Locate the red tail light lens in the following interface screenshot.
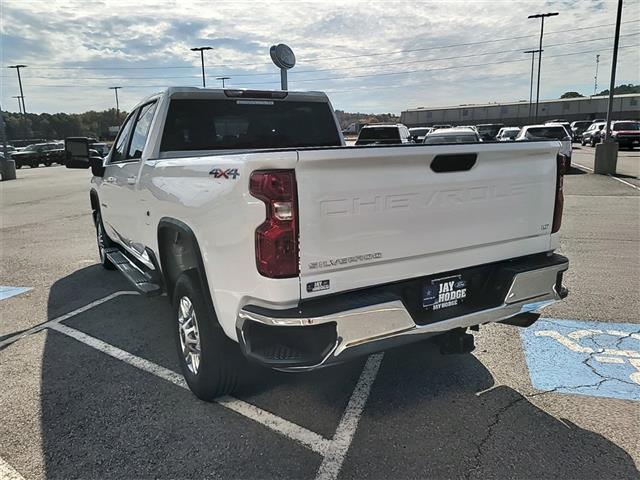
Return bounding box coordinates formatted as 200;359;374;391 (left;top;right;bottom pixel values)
250;170;299;278
552;153;570;233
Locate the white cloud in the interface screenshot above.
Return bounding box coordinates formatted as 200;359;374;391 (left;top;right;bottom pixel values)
1;0;638;114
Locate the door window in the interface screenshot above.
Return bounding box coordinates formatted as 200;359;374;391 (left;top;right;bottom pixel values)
110;113;137;163
127;102;158;159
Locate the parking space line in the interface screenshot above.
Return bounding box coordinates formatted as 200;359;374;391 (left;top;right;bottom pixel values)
608;174;640;191
49;322;331;455
0;456;26;480
0;291;139;349
315;353;384;480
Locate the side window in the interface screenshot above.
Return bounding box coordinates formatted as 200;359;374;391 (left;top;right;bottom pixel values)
110;113;137;163
127;101;158;159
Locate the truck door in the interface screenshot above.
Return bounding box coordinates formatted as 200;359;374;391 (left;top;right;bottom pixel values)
100;101;157;257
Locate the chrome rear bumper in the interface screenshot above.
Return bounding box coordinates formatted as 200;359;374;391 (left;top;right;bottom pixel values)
237;254;568;371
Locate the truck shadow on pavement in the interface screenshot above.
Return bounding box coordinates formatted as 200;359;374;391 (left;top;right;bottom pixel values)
38;267;639;479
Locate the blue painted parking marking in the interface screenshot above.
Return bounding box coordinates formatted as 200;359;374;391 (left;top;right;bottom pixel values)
521;318;640;401
0;286;32;301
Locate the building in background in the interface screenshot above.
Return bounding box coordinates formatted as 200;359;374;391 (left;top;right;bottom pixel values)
400;93;639;127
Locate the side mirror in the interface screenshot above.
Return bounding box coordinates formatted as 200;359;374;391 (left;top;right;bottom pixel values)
89;156;105;177
65;137;90;169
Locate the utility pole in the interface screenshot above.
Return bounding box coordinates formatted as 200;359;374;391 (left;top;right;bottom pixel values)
594;0;623;175
524;49;542;122
593;54;600;96
109;87;121;123
12;96;23;114
191;47;213;87
527;12;558;120
604;0;623;142
8;65;27;114
216;76;230;88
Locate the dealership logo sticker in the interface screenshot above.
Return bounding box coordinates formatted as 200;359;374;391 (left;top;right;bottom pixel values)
521;318;640;401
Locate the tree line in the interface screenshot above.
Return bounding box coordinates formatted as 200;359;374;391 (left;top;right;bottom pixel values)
1;109;126;141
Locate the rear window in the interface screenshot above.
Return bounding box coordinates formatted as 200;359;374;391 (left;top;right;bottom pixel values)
525;127;568;140
424;134;479;144
160;99;341;151
358;127;400;141
613;122;639;131
409;128;429;136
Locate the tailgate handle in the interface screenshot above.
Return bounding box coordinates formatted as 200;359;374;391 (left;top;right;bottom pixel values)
430;153;477;173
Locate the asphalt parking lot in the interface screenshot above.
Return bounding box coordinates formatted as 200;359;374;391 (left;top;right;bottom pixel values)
1;151;639;479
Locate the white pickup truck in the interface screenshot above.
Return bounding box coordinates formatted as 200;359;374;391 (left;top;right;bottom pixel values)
65;87;569;401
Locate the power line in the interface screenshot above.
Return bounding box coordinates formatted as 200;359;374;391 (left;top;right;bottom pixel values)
11;43;637;90
8;18;638;71
3;31;637;82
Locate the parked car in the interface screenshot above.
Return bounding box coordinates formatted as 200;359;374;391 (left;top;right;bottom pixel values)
11;142;65;168
570;121;594;141
355;124;412;145
610;120;640;149
545;120;572;136
90;142;110;157
581;122;606;147
516;124;572;159
476;123;504;141
496;127;521;141
423;127;482;144
64;87;569;400
408;127;432;144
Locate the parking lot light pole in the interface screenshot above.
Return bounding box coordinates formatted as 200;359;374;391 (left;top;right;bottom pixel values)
216;76;230;88
8;65;27;114
527;12;558;120
109;87;121;123
191;47;213;87
12;96;23;114
524;49;542;122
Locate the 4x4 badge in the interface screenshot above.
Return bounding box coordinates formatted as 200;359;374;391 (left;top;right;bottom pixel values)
210;168;240;179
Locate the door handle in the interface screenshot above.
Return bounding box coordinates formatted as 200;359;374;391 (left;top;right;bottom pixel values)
127;176;136;185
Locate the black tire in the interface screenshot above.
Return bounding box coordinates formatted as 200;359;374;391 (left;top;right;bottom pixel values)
44;162;52;167
95;210;116;270
173;272;246;400
15;163;22;169
590;137;597;147
31;162;39;168
580;138;586;146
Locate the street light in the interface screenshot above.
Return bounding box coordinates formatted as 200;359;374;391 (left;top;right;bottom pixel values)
8;65;27;114
191;46;213;87
216;76;230;88
524;49;542;122
12;96;23;114
109;87;122;123
527;12;558;120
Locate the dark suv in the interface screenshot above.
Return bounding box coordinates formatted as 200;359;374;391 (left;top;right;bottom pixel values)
11;142;65;168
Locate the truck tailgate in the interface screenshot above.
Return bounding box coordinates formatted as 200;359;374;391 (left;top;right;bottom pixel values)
296;142;559;299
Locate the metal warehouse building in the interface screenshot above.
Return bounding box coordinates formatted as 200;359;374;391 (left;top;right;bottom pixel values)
400;93;640;127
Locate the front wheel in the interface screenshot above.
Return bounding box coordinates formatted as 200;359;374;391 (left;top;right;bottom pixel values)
581;138;586;146
590;137;597;147
173;272;246;400
95;210;116;270
44;162;52;167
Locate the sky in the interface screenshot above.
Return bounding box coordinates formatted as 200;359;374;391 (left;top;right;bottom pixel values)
1;0;639;115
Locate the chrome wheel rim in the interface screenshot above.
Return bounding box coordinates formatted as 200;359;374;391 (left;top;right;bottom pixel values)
178;296;201;375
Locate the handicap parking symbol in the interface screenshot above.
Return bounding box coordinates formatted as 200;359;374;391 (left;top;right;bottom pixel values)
521;318;640;401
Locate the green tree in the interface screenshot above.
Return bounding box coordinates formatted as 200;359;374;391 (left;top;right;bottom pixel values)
560;91;584;99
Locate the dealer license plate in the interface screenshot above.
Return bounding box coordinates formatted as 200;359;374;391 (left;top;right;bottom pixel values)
422;275;468;311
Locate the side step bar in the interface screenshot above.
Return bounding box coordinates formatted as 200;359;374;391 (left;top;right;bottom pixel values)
105;248;162;296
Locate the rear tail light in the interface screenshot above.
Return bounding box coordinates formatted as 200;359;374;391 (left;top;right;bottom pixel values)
250;170;299;278
552;153;570;233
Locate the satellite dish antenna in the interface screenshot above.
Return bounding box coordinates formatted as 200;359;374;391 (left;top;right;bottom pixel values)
270;43;295;90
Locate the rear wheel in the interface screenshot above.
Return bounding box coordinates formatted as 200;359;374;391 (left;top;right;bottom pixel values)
173;272;246;400
44;162;52;167
95;210;116;270
590;137;597;147
580;138;586;146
